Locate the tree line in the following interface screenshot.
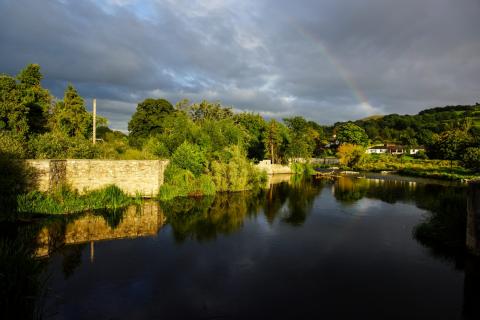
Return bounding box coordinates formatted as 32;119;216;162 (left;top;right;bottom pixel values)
1;63;479;172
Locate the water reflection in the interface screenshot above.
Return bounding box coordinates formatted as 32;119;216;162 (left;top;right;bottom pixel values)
13;175;480;319
36;201;165;257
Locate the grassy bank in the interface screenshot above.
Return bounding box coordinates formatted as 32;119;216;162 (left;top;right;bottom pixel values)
355;155;479;181
17;185;139;215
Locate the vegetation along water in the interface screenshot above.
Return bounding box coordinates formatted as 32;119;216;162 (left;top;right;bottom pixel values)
1;64;480;319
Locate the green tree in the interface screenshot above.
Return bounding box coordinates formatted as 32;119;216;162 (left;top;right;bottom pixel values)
0;64;51;136
263;119;290;164
171;141;207;176
16;64;51;134
50;84;91;138
0;74;27;135
128;98;175;145
462;147;480;171
427;130;470;162
284;116;318;159
335;122;369;146
337;143;366;167
233;112;267;161
188;100;233;122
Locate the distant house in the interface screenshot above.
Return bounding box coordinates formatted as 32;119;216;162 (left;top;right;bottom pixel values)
408;146;425;155
366;145;388;154
366;144;425;155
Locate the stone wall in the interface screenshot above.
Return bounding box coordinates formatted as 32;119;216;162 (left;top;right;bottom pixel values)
256;160;292;175
25;159;169;197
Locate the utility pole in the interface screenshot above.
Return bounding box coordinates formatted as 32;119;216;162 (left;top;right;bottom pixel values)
92;98;96;144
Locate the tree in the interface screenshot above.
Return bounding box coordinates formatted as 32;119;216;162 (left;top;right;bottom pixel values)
50;84;91;138
337;143;366;167
16;64;51;134
284;116;318;159
335;122;369;146
0;64;51;137
462;147;480;172
427;129;470;162
233;112;267;161
263;119;285;164
171;141;207;176
128;98;175;145
188;100;233;122
17;64;42;87
0;74;27;135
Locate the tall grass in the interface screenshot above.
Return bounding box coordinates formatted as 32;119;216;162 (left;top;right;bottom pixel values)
17;184;136;215
290;162;316;176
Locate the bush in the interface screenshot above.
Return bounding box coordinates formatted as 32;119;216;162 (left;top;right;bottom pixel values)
28;132;98;159
159;164;216;200
210;146;266;192
171;141;207;176
462;147;480;171
0;131;27;158
142;137;170;158
337;144;366;168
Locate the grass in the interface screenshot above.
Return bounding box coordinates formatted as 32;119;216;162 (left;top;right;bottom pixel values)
290;162;317;175
17;184;139;215
355;155;479;181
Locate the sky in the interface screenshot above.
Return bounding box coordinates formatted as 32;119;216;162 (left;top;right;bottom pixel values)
1;0;479;131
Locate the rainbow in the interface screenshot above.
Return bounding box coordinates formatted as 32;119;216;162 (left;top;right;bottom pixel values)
287;19;374;110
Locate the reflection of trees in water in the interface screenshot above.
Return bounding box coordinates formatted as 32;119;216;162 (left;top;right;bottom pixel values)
281;177;325;226
333;178;369;204
163;177;326;242
333;176;468;260
162;193;261;243
333;176;480;318
0;222;48;319
264;177;325;225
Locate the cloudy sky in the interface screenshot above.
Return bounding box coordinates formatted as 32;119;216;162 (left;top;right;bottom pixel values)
1;0;479;130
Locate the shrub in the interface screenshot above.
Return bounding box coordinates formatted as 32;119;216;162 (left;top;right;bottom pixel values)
142;137;170;158
28;132;98;159
337;144;366;168
159;164;216;200
171;141;207;176
210;146;266;192
462;147;480;171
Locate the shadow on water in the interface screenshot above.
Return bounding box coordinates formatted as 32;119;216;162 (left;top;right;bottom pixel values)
0;222;48;320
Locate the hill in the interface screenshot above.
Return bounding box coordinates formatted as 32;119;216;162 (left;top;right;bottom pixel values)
336;104;480;145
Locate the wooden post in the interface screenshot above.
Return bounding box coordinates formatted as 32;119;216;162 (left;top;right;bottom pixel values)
92;98;96;144
467;181;480;255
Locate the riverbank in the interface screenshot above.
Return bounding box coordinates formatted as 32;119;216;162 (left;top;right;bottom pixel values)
15;185;141;218
353;158;479;182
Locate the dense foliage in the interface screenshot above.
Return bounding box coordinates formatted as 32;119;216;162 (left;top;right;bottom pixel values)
1;63;479;206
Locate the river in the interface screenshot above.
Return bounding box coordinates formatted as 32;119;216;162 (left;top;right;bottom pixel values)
5;175;480;319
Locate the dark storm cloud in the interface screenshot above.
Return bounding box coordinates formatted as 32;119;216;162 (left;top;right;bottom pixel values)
1;0;479;130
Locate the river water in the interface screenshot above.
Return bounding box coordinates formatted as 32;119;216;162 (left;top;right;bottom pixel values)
29;176;480;319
